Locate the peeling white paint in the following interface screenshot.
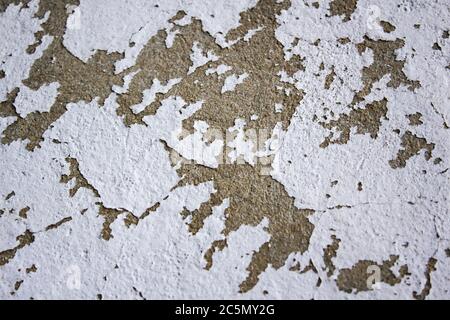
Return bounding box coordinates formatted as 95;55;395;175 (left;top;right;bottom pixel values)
221;73;248;93
14;82;60;117
206;64;232;76
112;70;140;94
0;0;52;101
188;42;219;75
130;77;182;114
243;26;264;42
62;0;258;73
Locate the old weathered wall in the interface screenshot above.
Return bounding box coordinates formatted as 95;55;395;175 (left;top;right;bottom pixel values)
0;0;449;299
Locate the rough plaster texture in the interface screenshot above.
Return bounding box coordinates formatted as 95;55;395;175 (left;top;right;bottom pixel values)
0;0;449;299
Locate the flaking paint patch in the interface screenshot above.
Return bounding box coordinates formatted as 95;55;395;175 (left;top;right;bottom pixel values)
0;230;34;267
170;154;315;292
380;21;396;34
406;112;423;126
60;157;100;198
353;36;421;105
328;0;358;22
114;1;303;134
142;0;317;292
389;131;435;169
319;98;388;148
323;235;340;277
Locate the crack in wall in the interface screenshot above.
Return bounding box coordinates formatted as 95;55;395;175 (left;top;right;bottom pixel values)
60;157;161;240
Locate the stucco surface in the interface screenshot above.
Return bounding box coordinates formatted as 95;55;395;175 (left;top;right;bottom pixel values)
0;0;449;299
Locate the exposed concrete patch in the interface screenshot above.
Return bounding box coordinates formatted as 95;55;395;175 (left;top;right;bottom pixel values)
170;151;314;292
18;207;30;219
319;98;388;148
389;131;435;169
60;157;100;198
25;264;37;274
323;235;340;277
406;112;423;126
1;0;123;150
0;230;34;267
324;66;336;90
380;21;396;34
114;0;303;134
328;0;358;22
13;82;60;117
353;37;421;105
